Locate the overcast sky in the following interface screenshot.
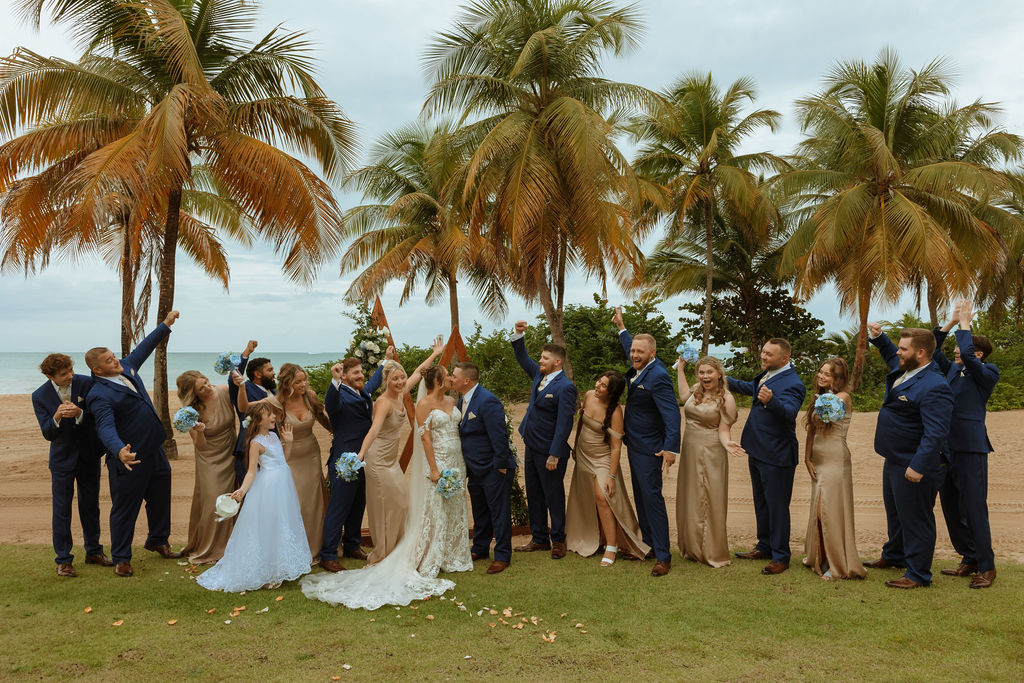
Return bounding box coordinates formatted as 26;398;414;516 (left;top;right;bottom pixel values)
1;0;1022;352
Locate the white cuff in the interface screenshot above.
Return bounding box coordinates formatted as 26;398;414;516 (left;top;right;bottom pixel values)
331;378;342;389
53;417;61;428
618;328;628;335
509;332;525;342
868;329;880;340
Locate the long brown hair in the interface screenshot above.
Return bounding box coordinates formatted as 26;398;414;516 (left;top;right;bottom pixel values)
805;357;849;434
242;402;275;462
597;371;626;444
175;370;208;415
274;362;328;429
692;356;727;408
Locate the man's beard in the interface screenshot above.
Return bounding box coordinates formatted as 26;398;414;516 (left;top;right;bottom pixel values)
260;377;277;392
898;356;920;373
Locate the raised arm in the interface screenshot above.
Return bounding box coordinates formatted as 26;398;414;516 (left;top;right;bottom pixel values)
405;337;444;391
955;300;999;394
726;375;755;396
868;323;899;372
510;322;540;379
612;307;632;357
124;311;177;369
364;345;395;395
676;358;693;404
932;303;960;374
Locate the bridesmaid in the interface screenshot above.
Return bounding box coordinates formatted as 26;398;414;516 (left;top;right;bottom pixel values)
802;357;865;580
565;371;650;565
675;356;743;567
358;351;440;566
240;363;332;561
177;370;237;564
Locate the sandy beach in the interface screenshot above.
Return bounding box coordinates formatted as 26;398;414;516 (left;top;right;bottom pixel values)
3;392;1022;565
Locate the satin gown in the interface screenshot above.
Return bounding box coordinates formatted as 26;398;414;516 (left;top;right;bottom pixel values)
803;413;865;578
565;413;651;559
364;404;409;565
676;396;732;567
183;386;237;564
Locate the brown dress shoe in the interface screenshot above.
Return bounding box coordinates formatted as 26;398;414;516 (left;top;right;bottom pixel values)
144;543;183;559
471;552;488;562
56;563;77;577
762;561;789;575
514;541;551;552
551;542;567;559
969;570;996;589
863;557;902;569
486;560;509;574
735;549;770;560
343;548;369;561
114;562;134;577
885;576;923;589
321;560;346;573
940;563;978;577
85;554;114;567
650;561;670;577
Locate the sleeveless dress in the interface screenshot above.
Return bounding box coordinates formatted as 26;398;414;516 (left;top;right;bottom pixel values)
300;404;472;610
565;412;650;559
803;413;865;578
676;396;733;567
197;433;312;592
183;385;237;564
364;403;409;565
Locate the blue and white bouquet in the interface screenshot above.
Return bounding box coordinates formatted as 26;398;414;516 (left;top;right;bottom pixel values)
813;392;847;424
334;451;365;482
172;406;200;433
213;351;242;375
676;341;699;363
435;469;463;499
353;327;390;369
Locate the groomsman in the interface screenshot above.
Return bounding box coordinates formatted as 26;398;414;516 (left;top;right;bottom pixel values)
85;311;183;577
229;343;274;486
318;350;392;572
932;300;999;588
31;354;112;576
727;338;806;575
452;361;517;574
865;324;953;589
511;321;577;560
612;308;680;577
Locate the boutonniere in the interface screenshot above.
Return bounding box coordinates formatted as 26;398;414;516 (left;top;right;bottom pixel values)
467;411;477;420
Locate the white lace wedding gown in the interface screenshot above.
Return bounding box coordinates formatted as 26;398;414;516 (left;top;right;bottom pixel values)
301;402;472;609
197;433;312;592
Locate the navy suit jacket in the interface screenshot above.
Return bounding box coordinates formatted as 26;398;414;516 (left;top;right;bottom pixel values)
727;366;805;468
458;384;516;474
31;374;104;472
511;336;577;459
871;332;954;476
86;323;171;471
324;364;384;457
618;331;682;455
229;355;276;455
932;328;998;454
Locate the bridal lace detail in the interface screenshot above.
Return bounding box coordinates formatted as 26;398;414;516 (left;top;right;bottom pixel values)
301;405;472;610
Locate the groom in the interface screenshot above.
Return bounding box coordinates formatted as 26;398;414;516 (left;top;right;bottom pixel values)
452;361;516;574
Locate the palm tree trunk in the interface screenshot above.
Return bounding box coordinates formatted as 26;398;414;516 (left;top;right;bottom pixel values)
539;279;573;380
926;280;940;328
701;200;714;355
741;283;759;366
154;186;182;460
851;289;870;392
120;228;137;358
447;271;459;330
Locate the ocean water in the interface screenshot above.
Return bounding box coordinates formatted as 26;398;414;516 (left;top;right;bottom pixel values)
0;351;344;395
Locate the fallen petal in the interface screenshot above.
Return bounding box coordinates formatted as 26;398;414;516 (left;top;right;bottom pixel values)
167;619;178;626
342;664;352;670
464;655;472;660
560;613;568;617
207;608;216;614
575;623;584;628
257;607;269;613
369;618;375;623
224;620;231;624
111;620;123;627
489;623;497;628
275;596;284;602
83;607;92;614
425;615;435;621
332;677;341;681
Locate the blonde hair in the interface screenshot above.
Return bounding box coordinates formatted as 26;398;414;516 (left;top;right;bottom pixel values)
380;360;407;390
175;370;208;414
692;356;727;408
273;362;327;426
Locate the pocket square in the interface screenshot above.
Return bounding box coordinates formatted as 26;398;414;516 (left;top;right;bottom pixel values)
77;396;84;402
545;393;554;399
897;395;909;402
467;411;477;420
636;384;645;390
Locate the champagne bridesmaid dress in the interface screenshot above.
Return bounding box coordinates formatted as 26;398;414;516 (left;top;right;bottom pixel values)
183;385;237;564
364;404;410;565
803;413;865;579
676;396;732;567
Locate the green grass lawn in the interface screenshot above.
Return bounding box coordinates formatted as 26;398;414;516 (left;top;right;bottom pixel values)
2;545;1021;680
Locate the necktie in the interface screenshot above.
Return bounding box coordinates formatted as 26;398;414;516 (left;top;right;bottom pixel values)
119;375;139;393
58;385;71;403
893;373;907;387
538;376;549;392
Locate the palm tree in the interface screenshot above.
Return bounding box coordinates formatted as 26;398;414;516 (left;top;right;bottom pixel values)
780;48;1016;389
341;119;506;330
2;0;357;455
423;0;655;376
631;72;786;354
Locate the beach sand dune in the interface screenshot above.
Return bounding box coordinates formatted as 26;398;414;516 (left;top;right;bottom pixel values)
2;393;1021;565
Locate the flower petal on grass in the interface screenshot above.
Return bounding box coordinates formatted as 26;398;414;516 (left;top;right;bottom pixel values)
83;607;92;614
342;664;352;670
489;623;496;628
275;596;284;602
167;619;178;626
207;608;216;614
111;620;123;626
426;615;434;621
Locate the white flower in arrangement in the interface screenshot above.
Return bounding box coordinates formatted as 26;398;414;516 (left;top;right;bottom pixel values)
366;341;380;354
367;355;378;365
354;348;364;358
381;327;390;337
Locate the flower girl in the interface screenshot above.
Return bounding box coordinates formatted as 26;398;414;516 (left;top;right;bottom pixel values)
198;403;312;592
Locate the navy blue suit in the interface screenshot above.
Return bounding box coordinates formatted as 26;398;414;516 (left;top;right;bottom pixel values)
512;336;577;545
933;328;998;573
458;384;517;562
86;323;174;564
727;365;806;563
319;364;384;561
228;355;276;486
871;332;954;585
618;330;681;563
32;374;106;565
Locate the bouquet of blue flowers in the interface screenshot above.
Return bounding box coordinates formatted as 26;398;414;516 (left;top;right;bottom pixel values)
435;469;462;499
334;451;364;482
213;351;242;375
813;392;847;424
172;406;200;432
676;341;699;363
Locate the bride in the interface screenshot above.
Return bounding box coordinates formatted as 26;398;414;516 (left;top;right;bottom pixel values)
301;364;472;609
